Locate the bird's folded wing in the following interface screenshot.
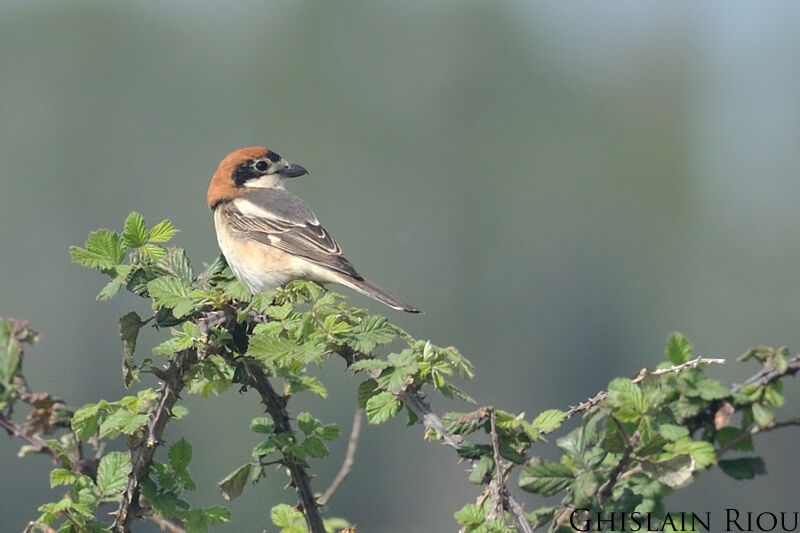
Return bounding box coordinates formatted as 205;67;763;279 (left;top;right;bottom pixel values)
221;189;362;280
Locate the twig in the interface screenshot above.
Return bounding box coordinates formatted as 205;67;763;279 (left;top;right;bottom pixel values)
0;413;62;463
716;416;800;457
319;408;363;507
596;419;640;505
486;410;504;521
732;354;800;393
506;492;534;533
400;391;464;449
243;359;326;533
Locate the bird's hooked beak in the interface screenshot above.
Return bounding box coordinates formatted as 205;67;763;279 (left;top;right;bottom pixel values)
277;161;308;178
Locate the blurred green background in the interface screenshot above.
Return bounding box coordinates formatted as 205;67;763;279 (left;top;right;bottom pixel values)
2;1;800;531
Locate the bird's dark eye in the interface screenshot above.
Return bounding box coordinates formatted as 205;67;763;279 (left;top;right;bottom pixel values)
254;161;269;172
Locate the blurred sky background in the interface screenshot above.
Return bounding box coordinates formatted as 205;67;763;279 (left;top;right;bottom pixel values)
2;1;800;531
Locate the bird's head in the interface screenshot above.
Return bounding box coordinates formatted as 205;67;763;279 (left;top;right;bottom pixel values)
207;146;308;208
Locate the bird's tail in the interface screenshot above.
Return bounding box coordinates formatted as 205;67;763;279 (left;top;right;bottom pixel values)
338;277;422;313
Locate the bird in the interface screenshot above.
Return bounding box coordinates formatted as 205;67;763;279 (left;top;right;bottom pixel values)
207;146;421;313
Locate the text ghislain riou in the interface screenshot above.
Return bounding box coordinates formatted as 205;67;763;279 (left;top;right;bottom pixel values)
570;508;799;531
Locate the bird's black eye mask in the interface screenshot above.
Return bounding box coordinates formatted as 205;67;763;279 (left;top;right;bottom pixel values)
232;151;282;187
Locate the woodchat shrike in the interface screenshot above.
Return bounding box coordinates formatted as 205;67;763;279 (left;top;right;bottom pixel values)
207;146;420;313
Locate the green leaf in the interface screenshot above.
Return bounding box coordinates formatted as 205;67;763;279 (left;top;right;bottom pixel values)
71;403;101;440
751;403;774;428
97;279;124;300
365;391;402;424
718;457;766;480
123;212;148;248
468;455;493;484
218;463;253;501
607;378;648;421
148;219;178;243
349;315;396;352
696;376;729;401
666;332;692;364
641;454;695;489
140;243;168;261
224;280;251;302
518;458;575;496
297;412;318;435
70;230;125;270
50;468;78;488
303;437;328;458
454;503;485;526
531;409;566;435
271;503;306;532
169;438;192;473
715;427;753;452
96;451;132;495
152;333;193;357
658;423;689;441
665;438;716;469
147;276;192;308
357;379;378;408
250;416;275;434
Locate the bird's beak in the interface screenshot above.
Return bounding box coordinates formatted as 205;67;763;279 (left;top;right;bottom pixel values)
277;162;308;178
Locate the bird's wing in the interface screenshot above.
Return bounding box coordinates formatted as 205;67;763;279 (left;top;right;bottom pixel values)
221;188;363;279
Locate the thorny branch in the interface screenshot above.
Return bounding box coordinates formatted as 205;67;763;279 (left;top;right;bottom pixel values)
242;358;326;533
565;357;727;420
113;348;196;533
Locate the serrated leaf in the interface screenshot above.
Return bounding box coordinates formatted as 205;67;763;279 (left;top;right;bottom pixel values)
50;468;77;488
468;455;493;484
665;438;716;469
454;503;484;526
96;451;131;495
666;332;692;364
751;403;774;428
169;438;192;472
97;279;124;301
696;376;729;401
71;403;101;440
123;212;148;248
357;379;378;408
365;391;402;424
519;458;574;496
303;437;328;458
250;416;275;434
349;315;396;353
218;463;253;501
641;454;695;489
297;412;318;435
224;280;251;302
70;230;125;270
718;457;766;480
140;243;168;261
271;503;306;531
658;423;689;441
147;276;192;308
148;219;177;243
531;409;566;435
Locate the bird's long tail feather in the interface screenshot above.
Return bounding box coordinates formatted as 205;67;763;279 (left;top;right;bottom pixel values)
338;277;421;313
